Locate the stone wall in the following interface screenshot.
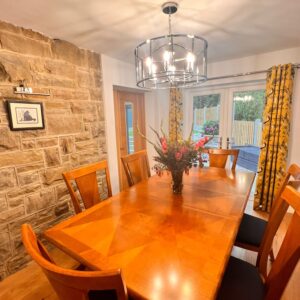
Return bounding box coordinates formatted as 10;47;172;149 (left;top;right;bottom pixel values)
0;20;106;279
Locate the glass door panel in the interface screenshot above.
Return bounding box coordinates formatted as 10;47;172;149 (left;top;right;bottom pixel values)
125;103;134;154
192;94;221;148
231;89;265;172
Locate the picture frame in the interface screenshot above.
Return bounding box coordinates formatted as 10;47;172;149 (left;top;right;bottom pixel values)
6;99;45;131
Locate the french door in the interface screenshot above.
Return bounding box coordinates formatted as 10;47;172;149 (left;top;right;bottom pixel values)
114;90;146;190
185;83;265;171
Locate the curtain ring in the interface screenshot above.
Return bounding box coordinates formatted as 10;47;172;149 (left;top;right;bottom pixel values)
260;144;266;150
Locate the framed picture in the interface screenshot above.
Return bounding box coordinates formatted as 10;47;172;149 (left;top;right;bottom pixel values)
6;100;45;130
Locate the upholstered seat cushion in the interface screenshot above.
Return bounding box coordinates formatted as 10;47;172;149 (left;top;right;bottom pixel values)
235;213;267;247
216;256;265;300
88;289;118;300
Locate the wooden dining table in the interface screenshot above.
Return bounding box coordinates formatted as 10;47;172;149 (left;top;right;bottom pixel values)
44;167;255;300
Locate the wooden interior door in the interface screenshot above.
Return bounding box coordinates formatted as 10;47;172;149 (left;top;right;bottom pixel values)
114;90;146;190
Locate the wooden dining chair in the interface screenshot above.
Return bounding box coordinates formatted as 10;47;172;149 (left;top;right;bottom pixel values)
62;160;112;214
21;224;128;300
235;163;300;264
207;148;240;170
217;184;300;300
121;150;151;187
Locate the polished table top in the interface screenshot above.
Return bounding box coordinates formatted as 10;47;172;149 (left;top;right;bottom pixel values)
44;167;255;300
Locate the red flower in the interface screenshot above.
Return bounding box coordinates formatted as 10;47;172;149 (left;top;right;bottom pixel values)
161;140;168;153
194;136;210;150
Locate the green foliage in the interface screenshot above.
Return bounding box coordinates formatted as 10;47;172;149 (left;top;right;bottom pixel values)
193;94;220;109
203;120;219;135
233;90;265;121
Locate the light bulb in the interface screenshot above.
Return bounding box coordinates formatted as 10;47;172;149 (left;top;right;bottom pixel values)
186;52;195;63
186;52;195;71
145;57;152;68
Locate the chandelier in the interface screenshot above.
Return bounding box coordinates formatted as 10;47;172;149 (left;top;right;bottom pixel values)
134;2;208;89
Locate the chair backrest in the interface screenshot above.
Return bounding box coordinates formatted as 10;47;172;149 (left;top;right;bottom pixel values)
62;160;112;214
21;224;128;300
261;186;300;300
207;149;239;170
257;163;300;278
121;150;150;187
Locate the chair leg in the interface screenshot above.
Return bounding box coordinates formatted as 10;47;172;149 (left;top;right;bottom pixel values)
269;248;275;262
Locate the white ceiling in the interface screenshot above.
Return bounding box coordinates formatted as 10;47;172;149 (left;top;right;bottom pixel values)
0;0;299;64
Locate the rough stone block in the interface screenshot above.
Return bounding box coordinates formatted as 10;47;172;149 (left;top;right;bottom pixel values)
44;147;61;167
20;27;50;43
0;52;32;82
44;100;70;113
0;20;21;34
47;115;82;135
0;168;17;189
70;102;96;114
25;189;55;214
93;71;102;88
89;88;102;101
36;137;58;148
0;242;11;261
55;201;69;216
6;253;31;275
0;62;10;82
75;131;91;142
8;197;24;208
0;224;10;242
9;206;54;237
0;206;25;223
0;150;43;168
60;136;74;155
16;163;44;174
7;184;41;199
42;164;71;185
51;39;85;66
0;194;7;211
91;123;105;138
44;59;76;79
87;51;101;69
51;89;75;101
74;89;90;101
0;32;51;57
83;114;97;123
21;130;46;139
18;171;40;186
0;127;20;151
75;140;98;152
77;150;102;165
77;70;91;88
56;183;69;201
21;140;35;150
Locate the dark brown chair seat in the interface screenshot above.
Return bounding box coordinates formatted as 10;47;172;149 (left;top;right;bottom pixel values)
217;256;265;300
236;213;267;247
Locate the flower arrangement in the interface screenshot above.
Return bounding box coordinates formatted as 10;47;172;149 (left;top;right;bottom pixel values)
140;126;211;193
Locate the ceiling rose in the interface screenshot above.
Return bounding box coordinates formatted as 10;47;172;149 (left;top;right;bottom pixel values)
134;2;208;89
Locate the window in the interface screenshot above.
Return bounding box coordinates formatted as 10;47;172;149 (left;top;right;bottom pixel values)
125;103;134;154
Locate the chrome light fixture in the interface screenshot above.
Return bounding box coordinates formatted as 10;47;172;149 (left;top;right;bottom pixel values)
134;2;208;89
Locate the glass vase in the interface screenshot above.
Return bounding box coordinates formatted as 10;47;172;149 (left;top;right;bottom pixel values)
171;169;184;194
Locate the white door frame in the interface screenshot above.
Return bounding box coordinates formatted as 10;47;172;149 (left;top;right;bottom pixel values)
183;80;266;148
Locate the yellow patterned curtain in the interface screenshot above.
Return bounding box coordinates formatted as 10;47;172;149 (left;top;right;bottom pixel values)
254;64;294;212
169;88;183;143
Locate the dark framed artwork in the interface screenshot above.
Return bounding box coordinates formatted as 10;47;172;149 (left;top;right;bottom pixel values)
6;99;45;130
